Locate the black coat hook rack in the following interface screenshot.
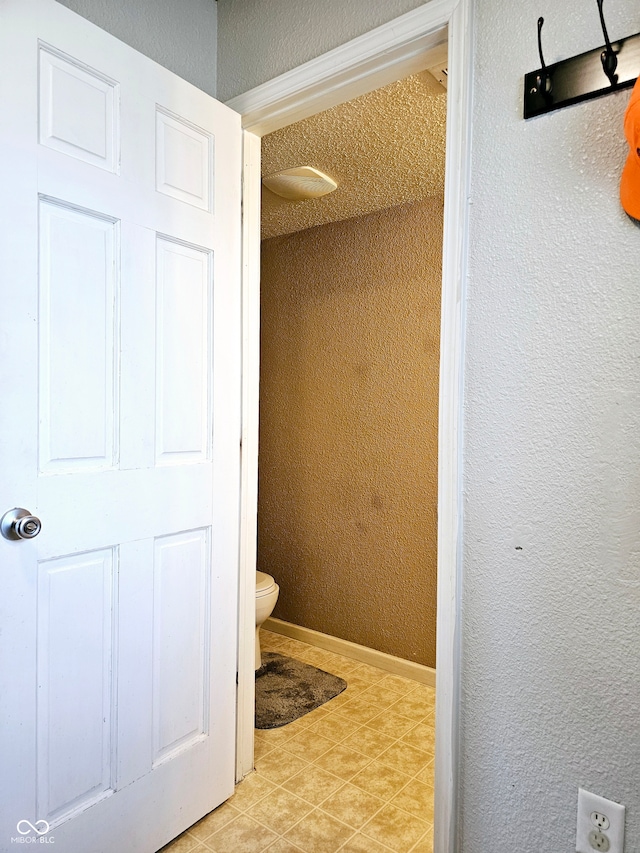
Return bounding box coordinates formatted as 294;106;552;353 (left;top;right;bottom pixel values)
524;1;640;119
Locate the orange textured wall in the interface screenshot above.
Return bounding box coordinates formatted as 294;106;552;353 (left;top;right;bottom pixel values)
258;198;442;667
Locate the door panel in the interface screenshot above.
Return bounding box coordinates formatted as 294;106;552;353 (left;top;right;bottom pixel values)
0;2;242;851
39;44;120;173
37;549;117;822
152;529;211;764
39;198;119;472
155;108;212;210
155;237;212;464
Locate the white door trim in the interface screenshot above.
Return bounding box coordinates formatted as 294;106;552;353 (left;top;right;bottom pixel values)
233;4;473;851
226;2;450;135
236;129;261;783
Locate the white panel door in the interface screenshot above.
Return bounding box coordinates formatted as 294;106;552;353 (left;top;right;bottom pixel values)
0;1;242;851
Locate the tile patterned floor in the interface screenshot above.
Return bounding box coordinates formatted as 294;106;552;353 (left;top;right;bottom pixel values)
160;630;435;853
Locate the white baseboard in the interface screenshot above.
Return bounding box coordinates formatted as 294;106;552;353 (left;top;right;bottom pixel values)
264;617;436;688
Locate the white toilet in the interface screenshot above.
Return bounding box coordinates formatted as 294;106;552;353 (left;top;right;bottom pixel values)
255;571;279;670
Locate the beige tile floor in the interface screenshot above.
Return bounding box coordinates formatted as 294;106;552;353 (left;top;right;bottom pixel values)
160;630;435;853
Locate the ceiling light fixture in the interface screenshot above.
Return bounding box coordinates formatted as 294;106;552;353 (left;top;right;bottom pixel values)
262;166;338;201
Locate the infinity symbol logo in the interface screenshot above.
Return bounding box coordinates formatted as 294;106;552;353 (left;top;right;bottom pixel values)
16;820;50;836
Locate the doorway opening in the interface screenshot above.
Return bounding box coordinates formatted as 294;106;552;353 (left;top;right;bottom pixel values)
233;5;472;850
257;64;446;674
252;64;447;848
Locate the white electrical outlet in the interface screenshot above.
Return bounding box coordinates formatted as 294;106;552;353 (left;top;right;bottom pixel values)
576;789;625;853
588;830;610;851
592;812;610;831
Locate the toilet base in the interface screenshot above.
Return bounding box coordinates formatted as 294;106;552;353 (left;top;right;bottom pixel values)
255;583;279;670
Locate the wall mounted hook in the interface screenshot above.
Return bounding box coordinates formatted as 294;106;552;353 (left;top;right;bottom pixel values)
597;0;618;84
533;17;553;97
523;8;640;119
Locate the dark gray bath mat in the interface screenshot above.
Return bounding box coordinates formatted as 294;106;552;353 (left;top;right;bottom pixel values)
255;652;347;729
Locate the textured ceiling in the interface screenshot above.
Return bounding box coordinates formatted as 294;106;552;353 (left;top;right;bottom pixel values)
261;70;447;240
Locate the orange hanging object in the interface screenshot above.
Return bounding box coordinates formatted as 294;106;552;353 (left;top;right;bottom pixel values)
621;75;640;220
